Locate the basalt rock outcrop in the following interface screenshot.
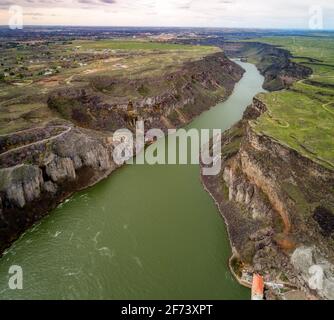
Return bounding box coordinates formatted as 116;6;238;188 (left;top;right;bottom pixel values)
0;125;118;253
201;98;334;299
47;52;244;133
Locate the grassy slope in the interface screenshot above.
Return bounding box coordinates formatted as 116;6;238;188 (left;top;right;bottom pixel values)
0;40;220;135
247;36;334;170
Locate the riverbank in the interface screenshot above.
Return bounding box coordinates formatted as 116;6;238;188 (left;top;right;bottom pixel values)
200;172;252;292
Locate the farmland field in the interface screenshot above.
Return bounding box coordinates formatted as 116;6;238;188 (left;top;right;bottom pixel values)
246;36;334;169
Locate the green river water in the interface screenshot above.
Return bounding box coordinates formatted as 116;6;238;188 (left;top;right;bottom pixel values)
0;61;264;300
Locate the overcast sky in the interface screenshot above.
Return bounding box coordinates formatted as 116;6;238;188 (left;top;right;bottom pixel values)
0;0;333;29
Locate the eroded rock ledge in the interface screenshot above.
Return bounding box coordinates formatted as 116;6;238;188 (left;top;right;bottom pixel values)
0;126;119;253
201;98;334;300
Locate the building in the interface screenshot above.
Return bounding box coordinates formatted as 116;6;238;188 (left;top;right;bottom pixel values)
251;274;264;300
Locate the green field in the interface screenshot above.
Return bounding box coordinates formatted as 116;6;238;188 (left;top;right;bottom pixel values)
247;36;334;170
71;39;216;52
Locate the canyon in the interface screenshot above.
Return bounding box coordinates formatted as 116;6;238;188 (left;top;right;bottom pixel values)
1;31;333;300
0;51;244;254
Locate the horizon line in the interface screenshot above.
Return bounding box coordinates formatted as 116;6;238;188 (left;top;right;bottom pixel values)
0;25;334;32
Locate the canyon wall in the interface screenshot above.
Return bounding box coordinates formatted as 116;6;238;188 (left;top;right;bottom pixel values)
170;38;312;91
201;98;334;299
221;42;313;91
47;52;244;132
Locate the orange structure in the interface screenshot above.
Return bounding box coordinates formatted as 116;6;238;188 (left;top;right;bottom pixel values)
251;274;264;300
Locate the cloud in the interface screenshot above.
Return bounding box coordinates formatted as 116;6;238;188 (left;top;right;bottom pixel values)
78;0;116;5
0;1;14;9
0;0;333;29
99;0;116;3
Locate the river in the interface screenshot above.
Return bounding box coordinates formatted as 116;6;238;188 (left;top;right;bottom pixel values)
0;61;265;299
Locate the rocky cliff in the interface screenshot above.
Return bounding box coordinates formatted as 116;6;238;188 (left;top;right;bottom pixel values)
170;39;312;92
201;98;334;300
221;42;312;91
0;52;244;254
0;125;118;253
47;52;244;133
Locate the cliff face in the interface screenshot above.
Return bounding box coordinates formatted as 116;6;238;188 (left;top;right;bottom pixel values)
0;126;118;253
201;98;334;299
47;52;244;133
169;39;312;92
221;42;312;91
0;53;244;254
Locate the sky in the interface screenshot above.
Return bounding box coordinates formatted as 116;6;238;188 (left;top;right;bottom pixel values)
0;0;333;29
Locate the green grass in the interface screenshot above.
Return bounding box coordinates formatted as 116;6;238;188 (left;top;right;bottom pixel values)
242;36;334;170
252;91;334;169
0;102;58;135
71;39;217;52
